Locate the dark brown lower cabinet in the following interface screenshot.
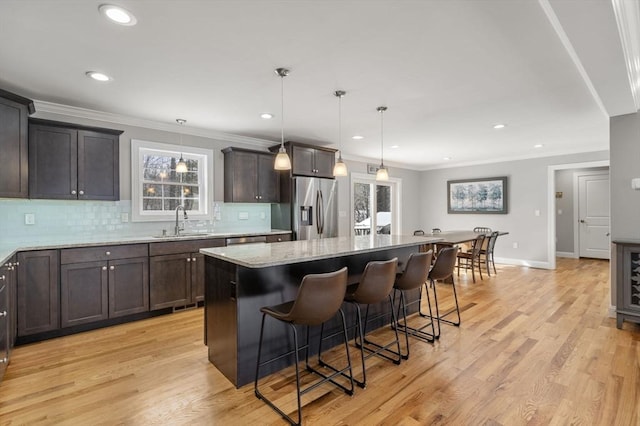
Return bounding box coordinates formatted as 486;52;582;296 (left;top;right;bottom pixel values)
60;245;149;327
149;238;224;310
0;267;8;378
17;250;60;336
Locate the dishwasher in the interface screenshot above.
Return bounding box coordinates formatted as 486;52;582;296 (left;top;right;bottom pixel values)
225;235;267;246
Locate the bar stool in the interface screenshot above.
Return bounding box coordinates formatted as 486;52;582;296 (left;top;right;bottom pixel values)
392;250;434;359
342;257;399;388
254;267;353;426
422;246;460;338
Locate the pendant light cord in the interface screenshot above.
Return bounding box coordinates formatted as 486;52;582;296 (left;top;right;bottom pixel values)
338;95;342;155
280;74;285;148
380;108;384;166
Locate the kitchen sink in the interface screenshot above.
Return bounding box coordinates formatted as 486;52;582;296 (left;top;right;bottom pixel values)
152;232;213;238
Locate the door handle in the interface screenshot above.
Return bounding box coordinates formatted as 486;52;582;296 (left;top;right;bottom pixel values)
316;190;321;235
579;219;585;223
318;190;325;235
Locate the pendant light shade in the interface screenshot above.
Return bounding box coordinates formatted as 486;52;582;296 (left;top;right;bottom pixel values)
274;68;292;170
376;106;389;181
333;90;348;177
175;118;188;173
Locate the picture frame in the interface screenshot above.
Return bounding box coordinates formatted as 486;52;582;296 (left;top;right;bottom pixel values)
447;176;508;214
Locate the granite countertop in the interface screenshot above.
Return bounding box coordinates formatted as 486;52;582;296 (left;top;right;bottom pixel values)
0;229;291;266
200;234;442;268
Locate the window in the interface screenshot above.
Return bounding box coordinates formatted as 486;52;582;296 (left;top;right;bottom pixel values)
351;173;401;235
131;139;213;222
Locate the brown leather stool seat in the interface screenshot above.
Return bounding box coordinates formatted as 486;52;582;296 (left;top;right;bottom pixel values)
340;258;399;388
424;246;460;338
254;267;354;426
392;250;435;359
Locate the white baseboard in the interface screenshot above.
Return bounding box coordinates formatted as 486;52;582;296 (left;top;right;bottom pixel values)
608;305;616;318
494;257;552;269
556;251;578;258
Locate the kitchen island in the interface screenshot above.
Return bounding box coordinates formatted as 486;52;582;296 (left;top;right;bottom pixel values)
201;234;441;387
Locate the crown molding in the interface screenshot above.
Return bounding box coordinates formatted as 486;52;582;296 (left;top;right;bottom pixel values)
612;0;640;111
32;100;275;148
538;0;608;118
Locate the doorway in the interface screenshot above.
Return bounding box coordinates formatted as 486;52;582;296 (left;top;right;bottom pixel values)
351;173;401;236
576;171;610;259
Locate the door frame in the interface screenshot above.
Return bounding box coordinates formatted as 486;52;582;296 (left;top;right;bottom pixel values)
547;160;609;270
573;170;610;259
350;172;402;235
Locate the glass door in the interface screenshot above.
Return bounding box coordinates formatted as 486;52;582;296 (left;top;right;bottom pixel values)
352;174;399;236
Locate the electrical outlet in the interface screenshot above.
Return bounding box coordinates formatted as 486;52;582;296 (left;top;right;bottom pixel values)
512;242;518;249
24;213;35;225
121;212;129;223
260;212;266;220
534;209;540;217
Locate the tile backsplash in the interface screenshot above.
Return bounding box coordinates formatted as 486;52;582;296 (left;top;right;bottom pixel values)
0;199;273;243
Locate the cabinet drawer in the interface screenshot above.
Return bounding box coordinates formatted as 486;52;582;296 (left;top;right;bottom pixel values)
60;244;148;264
149;238;224;256
266;233;292;243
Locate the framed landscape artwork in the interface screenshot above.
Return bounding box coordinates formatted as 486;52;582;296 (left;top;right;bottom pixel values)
447;176;508;214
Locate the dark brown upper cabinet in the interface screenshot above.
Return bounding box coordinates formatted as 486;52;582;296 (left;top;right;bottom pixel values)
28;119;123;201
0;89;35;198
270;142;336;179
222;147;280;203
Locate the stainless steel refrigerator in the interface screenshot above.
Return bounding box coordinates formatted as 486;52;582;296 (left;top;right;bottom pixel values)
291;177;338;240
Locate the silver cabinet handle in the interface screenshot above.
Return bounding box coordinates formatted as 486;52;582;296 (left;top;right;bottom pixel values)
192;257;196;262
109;266;115;270
106;251;111;256
255;195;259;199
187;258;191;262
71;190;77;195
0;358;7;364
79;190;84;195
0;275;5;281
102;266;107;271
0;311;6;317
15;261;19;266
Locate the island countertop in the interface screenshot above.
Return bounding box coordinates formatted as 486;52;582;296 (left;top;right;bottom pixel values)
200;234;442;268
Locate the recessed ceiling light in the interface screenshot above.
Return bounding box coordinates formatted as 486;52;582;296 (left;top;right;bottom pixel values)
443;157;451;161
352;135;364;140
85;71;112;82
99;4;137;26
493;123;506;129
534;144;544;148
390;145;399;149
260;113;273;119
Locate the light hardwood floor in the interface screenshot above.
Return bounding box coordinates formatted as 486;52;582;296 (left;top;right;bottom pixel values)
1;258;638;425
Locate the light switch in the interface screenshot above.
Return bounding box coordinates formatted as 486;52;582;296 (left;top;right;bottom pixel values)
534;209;540;217
121;212;129;222
557;209;562;215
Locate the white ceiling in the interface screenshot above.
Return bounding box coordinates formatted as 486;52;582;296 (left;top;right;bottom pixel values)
0;0;637;170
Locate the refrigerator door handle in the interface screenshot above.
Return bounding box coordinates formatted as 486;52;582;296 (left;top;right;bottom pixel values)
319;189;325;235
316;190;321;235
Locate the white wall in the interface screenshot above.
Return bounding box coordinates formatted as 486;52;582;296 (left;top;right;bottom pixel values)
418;151;609;267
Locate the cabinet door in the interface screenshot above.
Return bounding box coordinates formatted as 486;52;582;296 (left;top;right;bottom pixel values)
17;250;60;336
0;97;28;198
109;257;149;317
266;233;292;243
0;279;7;379
291;145;315;176
229;150;258;202
60;261;108;327
314;149;336;178
257;153;279;202
191;252;205;303
29;124;78;199
149;254;191;310
78;130;119;200
3;257;17;356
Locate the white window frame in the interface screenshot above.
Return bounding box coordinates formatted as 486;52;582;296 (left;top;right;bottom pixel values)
131;139;213;222
350;172;402;235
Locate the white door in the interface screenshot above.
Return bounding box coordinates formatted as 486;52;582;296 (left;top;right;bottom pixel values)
351;173;400;236
578;172;610;259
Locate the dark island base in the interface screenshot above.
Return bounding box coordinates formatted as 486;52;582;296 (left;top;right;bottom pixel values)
205;245;425;388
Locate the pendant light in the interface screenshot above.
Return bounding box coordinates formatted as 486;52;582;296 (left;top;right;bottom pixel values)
376;106;389;181
175;118;188;173
273;68;292;170
332;90;348;177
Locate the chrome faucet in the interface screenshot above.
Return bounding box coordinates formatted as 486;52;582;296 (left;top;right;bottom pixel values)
175;205;188;235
